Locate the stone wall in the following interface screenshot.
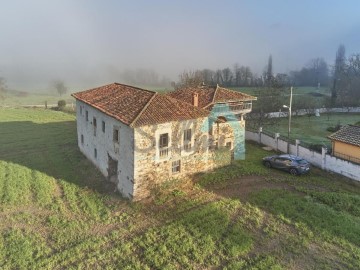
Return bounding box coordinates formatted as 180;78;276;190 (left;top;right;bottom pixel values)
133;117;213;200
75;101;247;201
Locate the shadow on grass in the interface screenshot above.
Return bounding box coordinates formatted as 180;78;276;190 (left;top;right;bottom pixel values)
0;120;116;195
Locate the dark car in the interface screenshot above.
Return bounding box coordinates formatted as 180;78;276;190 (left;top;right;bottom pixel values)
262;154;310;175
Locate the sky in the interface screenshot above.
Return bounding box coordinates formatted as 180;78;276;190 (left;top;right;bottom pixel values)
1;0;360;91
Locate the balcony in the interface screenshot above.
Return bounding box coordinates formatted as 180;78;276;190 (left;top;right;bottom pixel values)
211;101;252;116
159;148;169;158
183;142;192;151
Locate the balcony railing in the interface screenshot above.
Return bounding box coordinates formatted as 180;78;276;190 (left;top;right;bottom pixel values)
159;148;169;158
212;102;252;114
183;142;192;151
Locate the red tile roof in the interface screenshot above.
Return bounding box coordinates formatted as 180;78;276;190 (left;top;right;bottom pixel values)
132;94;208;127
72;83;208;127
328;125;360;147
167;84;256;109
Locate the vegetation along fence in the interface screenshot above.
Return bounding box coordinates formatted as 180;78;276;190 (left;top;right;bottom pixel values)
245;129;360;182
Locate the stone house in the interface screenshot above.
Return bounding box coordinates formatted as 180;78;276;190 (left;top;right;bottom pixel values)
72;83;256;200
328;125;360;164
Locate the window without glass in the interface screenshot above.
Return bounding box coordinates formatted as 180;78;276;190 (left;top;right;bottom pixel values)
172;160;181;173
226;142;232;149
93;117;97;136
113;128;119;143
85;111;89;121
80;106;82;115
159;133;169;148
102;121;105;133
81;134;84;144
159;133;169;158
94;148;97;158
183;129;192;151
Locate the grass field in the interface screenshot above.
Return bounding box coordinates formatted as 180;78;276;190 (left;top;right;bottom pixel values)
1;108;360;269
231;86;330;96
231;86;332;114
0;90;74;107
255;113;360;147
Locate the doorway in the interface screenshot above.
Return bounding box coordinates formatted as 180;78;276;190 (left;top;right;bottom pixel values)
107;154;118;183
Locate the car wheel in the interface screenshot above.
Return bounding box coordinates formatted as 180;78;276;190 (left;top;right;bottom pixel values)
264;161;271;168
289;168;298;176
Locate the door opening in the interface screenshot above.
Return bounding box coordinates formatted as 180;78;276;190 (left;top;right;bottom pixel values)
107;154;118;183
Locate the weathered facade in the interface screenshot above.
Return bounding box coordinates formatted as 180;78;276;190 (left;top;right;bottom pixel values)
75;100;135;197
72;83;256;200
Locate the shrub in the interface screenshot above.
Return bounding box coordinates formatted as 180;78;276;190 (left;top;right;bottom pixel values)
57;100;66;110
326;124;341;132
308;143;323;153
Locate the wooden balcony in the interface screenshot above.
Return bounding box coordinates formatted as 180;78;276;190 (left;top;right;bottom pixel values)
211;101;252;116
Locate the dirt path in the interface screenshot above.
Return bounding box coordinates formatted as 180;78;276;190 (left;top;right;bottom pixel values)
209;175;295;200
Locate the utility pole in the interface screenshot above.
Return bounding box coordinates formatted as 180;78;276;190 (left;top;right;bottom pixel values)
283;86;293;154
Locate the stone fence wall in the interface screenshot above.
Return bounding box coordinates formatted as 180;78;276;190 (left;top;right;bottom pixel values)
246;130;360;182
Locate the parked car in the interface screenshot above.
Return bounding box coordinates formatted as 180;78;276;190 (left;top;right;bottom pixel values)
262;154;310;175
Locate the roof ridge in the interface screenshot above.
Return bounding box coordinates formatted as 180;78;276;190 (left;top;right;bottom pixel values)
164;94;209;114
211;84;220;103
130;92;158;127
113;82;157;93
216;85;257;99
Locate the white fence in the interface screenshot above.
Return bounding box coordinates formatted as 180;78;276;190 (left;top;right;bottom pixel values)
265;107;360;118
246;130;360;182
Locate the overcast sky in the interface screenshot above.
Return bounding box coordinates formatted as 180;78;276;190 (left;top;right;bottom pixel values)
1;0;359;91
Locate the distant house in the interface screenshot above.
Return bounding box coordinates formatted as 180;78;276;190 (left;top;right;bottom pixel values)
328;125;360;164
72;83;256;200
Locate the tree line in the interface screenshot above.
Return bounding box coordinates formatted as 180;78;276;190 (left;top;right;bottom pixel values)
176;45;360;108
176;54;330;89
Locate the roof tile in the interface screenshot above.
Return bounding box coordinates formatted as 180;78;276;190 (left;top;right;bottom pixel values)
328;125;360;147
167;85;256;109
72;83;208;127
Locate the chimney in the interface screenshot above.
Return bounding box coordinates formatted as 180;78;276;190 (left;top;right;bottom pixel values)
193;92;199;107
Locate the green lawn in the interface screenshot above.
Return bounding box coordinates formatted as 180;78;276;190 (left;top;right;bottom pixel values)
0;108;360;269
261;113;360;147
1;90;74;107
230;86;330;96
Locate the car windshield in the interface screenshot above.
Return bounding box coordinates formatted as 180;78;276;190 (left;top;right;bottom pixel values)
296;159;308;165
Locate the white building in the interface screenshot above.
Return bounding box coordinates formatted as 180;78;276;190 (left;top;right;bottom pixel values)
72;83;256;200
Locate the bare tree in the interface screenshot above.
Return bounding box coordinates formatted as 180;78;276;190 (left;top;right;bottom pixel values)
215;69;223;85
308;58;329;87
247;80;287;130
221;68;233;86
202;69;215;85
53;80;68;96
177;70;204;88
341;54;360;105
